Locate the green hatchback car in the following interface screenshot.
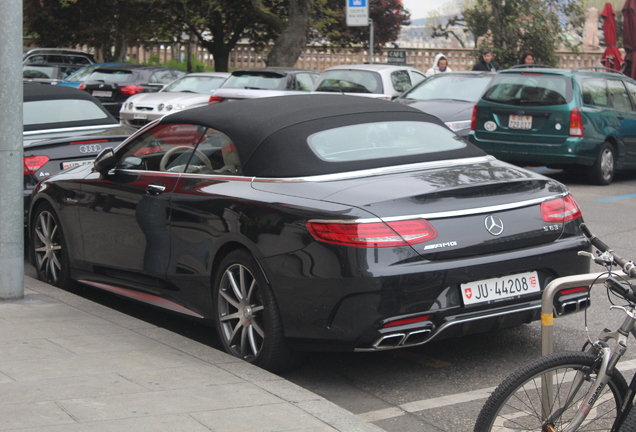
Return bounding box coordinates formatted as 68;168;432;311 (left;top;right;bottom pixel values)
468;66;636;184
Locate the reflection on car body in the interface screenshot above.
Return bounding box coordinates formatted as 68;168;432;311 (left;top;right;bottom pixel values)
29;95;590;372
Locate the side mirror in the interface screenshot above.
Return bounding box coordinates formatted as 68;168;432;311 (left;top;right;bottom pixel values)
93;148;117;173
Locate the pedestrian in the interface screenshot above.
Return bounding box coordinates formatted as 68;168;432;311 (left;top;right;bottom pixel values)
472;48;501;72
518;50;535;65
425;53;453;77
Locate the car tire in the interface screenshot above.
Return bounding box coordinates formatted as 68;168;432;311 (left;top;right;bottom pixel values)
213;249;303;372
587;142;615;185
31;202;71;288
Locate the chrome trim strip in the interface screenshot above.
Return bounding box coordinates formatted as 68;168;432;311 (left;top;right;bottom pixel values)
78;280;205;319
309;193;568;223
253;156;496;183
23;123;124;137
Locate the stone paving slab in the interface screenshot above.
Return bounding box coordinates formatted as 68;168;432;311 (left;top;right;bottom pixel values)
0;277;385;431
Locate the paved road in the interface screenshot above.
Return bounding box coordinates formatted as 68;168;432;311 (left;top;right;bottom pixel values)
24;168;636;432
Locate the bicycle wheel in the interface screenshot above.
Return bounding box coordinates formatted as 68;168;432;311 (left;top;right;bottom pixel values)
474;351;628;432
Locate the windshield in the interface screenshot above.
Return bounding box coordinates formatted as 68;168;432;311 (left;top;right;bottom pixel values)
64;65;100;82
221;72;286;90
404;74;493;102
24;99;109;126
23;65;81;80
482;73;573;106
162;76;227;94
308;121;466;162
86;69;134;84
314;70;384;94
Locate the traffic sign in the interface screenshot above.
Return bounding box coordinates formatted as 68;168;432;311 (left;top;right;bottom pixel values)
346;0;369;27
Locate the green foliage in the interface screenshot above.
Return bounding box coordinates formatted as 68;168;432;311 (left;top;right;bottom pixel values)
462;0;585;68
140;54;213;72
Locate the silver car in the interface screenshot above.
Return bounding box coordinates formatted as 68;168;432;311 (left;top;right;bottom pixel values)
312;64;427;100
119;72;230;128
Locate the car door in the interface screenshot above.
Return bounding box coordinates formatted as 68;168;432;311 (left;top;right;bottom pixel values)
619;79;636;162
77;123;208;292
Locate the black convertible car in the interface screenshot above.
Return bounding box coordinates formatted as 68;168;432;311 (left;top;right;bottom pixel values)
29;95;590;372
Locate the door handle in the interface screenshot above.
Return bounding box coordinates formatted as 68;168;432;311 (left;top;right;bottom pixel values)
146;183;166;196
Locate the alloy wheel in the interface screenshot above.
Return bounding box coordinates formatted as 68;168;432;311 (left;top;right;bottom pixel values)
600;147;615;182
33;210;63;285
217;263;265;360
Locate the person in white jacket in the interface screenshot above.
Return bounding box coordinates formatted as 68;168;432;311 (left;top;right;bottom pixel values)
425;53;453;77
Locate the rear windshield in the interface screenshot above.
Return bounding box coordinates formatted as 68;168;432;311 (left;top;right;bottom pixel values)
24;99;109;126
162;76;227;94
482;73;573;106
86;69;134;84
23;65;81;80
315;70;384;94
221;72;286;90
404;74;493;102
307;121;465;162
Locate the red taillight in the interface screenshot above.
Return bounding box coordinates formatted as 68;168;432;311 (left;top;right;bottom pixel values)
559;287;587;295
541;195;582;223
569;108;584;137
208;96;224;104
383;315;431;328
24;156;50;175
120;85;144;96
79;83;86;90
307;219;438;248
470;104;478;130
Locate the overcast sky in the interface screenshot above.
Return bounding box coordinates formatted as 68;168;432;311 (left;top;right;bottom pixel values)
401;0;455;20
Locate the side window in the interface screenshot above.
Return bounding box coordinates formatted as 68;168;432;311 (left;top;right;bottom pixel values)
150;70;177;84
581;78;608;107
625;81;636;108
391;70;412;93
607;79;634;112
296;73;316;91
192;129;242;175
116;123;207;172
411;71;427;86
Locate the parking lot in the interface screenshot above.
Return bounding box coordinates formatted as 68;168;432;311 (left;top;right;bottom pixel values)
24;168;636;431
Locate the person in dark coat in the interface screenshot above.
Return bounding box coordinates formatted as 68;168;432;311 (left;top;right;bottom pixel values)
472;49;501;72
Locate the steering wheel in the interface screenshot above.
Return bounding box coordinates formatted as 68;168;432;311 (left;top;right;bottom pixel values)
159;146;213;172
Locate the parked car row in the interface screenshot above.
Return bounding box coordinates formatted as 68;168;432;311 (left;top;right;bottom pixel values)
25;56;635;371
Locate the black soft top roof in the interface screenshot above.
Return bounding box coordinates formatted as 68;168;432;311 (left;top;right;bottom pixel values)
161;94;485;177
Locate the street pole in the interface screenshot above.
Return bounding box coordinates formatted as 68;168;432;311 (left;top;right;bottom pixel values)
0;0;25;299
369;19;374;64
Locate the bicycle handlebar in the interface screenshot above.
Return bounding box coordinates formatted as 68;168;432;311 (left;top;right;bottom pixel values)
580;223;636;278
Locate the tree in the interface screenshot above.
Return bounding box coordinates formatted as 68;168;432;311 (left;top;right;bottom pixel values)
461;0;584;68
315;0;410;52
24;0;172;61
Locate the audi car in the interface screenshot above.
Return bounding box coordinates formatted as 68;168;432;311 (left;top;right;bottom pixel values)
29;95;591;372
23;83;135;221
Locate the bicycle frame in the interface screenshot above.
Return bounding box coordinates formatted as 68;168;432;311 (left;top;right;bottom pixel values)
539;270;636;430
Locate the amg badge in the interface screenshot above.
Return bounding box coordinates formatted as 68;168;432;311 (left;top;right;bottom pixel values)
423;241;458;250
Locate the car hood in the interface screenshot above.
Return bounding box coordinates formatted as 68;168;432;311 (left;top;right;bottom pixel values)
398;99;474;122
252;157;577;259
128;92;210;106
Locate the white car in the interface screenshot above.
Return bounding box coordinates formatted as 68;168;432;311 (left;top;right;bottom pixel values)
119;72;230;128
312;64;427;100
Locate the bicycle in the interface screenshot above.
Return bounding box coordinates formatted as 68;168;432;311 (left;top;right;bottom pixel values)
474;223;636;432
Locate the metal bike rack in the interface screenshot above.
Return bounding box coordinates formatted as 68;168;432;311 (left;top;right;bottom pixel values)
541;271;632;356
539;270;633;419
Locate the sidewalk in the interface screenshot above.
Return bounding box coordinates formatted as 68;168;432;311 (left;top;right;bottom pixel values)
0;276;385;432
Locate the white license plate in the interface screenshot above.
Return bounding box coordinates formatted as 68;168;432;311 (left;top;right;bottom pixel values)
461;271;540;305
62;160;93;170
92;90;112;98
509;115;532;130
133;113;148;119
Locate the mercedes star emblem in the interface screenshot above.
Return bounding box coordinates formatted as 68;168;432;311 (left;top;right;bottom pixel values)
484;215;504;236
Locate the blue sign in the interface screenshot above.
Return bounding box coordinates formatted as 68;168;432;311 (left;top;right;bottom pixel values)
349;0;366;6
